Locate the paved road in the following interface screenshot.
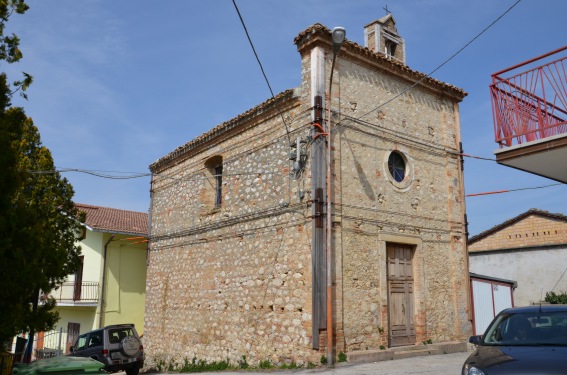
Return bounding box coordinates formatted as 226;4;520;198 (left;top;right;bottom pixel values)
145;350;470;375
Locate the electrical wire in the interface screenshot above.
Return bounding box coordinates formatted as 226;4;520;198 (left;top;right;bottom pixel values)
30;165;563;207
305;0;523;192
29;168;151;179
466;183;563;197
339;113;456;157
457;153;496;161
30;168;291;183
149;111;311;185
232;0;308;207
29;0;521;188
231;0;292;143
27;0;549;237
335;0;523;127
150;201;306;243
150;206;309;249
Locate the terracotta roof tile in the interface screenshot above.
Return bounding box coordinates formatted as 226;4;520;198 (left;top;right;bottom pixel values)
76;203;148;237
468;208;567;245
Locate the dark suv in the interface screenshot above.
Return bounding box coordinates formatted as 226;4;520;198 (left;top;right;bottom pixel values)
69;324;144;375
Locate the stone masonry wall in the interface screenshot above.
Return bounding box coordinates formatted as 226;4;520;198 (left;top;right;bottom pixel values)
145;98;328;367
330;54;471;350
145;26;472;368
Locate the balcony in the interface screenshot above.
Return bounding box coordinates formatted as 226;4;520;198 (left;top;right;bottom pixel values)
41;281;99;307
490;46;567;183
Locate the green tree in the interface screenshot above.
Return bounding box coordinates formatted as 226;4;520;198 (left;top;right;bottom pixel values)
0;0;84;352
544;291;567;304
0;0;33;97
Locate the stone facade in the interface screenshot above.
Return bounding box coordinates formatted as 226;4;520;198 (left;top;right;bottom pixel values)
469;209;567;306
144;19;471;368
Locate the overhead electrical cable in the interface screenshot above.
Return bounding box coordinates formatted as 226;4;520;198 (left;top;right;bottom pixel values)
29;168;151;180
29;0;532;210
29;166;564;201
231;0;292;144
335;0;523;128
308;0;523;179
466;183;563;197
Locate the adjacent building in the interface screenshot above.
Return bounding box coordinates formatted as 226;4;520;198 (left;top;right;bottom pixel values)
145;15;471;366
469;208;567;307
37;204;148;355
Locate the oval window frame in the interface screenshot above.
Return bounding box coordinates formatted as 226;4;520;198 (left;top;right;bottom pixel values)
384;149;413;191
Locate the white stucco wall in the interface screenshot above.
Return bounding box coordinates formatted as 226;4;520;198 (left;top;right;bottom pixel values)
80;231;104;283
469;246;567;306
64;230;104;284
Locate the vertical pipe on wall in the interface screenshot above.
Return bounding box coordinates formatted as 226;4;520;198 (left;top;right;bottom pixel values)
455;106;472;327
326;62;335;367
311;47;327;350
326;27;345;365
98;234;115;329
147;174;154;267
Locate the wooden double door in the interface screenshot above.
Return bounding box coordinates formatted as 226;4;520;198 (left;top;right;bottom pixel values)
387;243;416;347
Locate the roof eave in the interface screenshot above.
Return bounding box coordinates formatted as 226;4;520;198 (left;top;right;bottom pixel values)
468;208;567;245
150;88;300;173
87;227;148;238
294;23;467;102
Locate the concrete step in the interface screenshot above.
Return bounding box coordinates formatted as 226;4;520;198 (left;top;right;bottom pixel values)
393;348;441;360
347;341;467;364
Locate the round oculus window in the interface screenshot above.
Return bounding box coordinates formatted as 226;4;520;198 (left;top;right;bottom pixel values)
388;151;406;183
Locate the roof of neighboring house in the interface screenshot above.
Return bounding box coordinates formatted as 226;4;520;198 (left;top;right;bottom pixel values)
76;203;149;237
468;208;567;245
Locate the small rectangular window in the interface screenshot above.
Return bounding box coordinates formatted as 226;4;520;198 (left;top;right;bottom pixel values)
385;40;397;58
214;165;223;208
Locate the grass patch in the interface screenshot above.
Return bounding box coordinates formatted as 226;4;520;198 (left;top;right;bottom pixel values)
259;359;273;369
178;357;231;373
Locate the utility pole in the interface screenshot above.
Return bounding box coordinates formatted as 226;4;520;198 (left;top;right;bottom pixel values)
310;47;327;351
325;26;346;366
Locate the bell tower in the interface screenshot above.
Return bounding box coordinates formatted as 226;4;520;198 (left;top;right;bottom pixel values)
364;13;406;65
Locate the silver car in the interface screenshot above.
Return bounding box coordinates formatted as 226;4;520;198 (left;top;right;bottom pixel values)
70;324;144;375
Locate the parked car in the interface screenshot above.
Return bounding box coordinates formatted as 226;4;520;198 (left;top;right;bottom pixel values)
462;305;567;374
69;324;143;375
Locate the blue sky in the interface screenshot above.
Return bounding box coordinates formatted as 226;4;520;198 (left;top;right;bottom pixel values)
4;0;566;236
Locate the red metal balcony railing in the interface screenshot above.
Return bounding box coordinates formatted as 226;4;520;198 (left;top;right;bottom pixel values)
491;46;567;148
41;281;99;304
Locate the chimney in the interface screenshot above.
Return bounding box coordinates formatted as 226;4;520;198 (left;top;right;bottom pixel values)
364;14;406;65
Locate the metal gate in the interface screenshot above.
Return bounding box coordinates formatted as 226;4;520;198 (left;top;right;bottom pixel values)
470;274;516;335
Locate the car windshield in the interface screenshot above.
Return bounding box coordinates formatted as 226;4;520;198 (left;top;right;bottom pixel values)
483;311;567;346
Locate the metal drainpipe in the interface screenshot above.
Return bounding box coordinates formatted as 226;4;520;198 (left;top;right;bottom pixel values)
326;28;345;365
147;174;154;267
325;51;339;368
98;234;115;328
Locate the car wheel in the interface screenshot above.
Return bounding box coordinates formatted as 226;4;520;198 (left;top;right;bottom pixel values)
125;366;140;375
120;336;141;357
